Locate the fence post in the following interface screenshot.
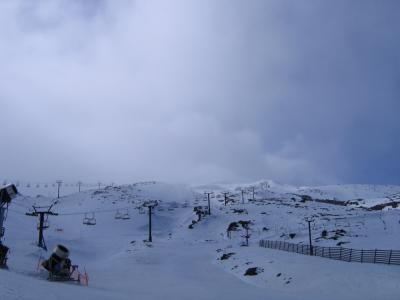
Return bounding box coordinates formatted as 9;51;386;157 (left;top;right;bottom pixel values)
361;249;364;263
339;248;342;260
349;249;352;262
329;247;331;259
388;250;392;265
374;249;377;263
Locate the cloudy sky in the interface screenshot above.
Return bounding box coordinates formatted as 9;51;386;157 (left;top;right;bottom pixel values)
1;0;399;185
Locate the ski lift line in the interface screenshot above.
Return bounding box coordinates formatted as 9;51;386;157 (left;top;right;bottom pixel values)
56;206;133;216
8;208;28;215
9;201;31;210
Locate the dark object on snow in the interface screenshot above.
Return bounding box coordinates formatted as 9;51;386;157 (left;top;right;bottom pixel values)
41;245;82;283
369;201;400;211
227;222;239;231
220;252;235;260
336;241;349;246
231;209;248;214
244;267;263;276
321;230;328;238
335;229;346;235
193;206;206;222
188;220;197;229
238;220;251;228
299;195;313;203
227;222;239;238
0;244;9;268
289;233;296;239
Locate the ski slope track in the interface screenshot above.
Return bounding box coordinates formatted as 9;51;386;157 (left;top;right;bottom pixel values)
1;181;400;300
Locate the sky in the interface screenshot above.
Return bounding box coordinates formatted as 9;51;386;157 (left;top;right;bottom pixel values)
0;0;399;186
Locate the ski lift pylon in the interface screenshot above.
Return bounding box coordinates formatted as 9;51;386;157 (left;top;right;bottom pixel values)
37;215;50;230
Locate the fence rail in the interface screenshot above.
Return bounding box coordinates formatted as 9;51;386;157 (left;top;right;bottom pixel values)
259;240;400;265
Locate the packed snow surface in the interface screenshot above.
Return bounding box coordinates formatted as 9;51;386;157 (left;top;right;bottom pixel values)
1;181;400;299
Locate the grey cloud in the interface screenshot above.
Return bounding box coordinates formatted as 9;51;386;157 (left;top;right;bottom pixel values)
1;0;399;185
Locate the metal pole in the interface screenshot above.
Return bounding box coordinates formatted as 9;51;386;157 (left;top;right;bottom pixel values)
38;213;44;249
148;206;152;242
204;192;212;215
222;192;228;206
0;207;5;243
207;193;211;215
78;181;82;193
56;180;62;199
307;220;313;255
241;190;244;204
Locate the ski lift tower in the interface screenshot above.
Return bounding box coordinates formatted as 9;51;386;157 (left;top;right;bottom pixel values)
26;204;58;250
204;191;213;215
0;183;18;268
143;200;158;242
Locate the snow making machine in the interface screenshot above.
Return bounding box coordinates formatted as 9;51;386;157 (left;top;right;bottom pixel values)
40;244;88;285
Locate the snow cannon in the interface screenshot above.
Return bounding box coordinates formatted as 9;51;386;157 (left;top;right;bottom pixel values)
40;244;88;285
0;184;18;204
41;245;71;277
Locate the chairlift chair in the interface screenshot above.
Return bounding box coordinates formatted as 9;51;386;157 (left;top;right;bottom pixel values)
83;213;96;225
115;209;123;219
121;209;130;220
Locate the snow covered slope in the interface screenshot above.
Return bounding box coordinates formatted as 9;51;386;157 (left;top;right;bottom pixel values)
1;181;400;299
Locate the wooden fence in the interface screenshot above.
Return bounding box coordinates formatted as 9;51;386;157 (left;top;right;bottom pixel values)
259;240;400;265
